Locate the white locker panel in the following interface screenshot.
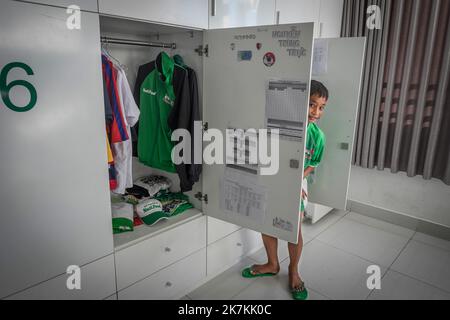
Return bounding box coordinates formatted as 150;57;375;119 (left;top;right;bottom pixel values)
15;0;98;11
118;249;206;300
98;0;208;29
203;23;314;243
207;216;241;245
0;1;113;298
7;255;116;300
276;0;320;37
319;0;344;38
209;0;276;29
308;37;366;209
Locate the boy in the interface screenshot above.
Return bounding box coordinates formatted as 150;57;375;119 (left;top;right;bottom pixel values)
242;80;328;301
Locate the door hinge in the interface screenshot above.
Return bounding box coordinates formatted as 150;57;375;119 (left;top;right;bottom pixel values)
195;192;208;204
195;44;209;57
203;122;209;131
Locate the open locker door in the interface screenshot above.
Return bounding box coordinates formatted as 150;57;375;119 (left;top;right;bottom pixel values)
308;37;366;210
202;23;314;243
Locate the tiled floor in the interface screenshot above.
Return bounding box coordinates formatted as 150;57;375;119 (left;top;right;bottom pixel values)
185;210;450;300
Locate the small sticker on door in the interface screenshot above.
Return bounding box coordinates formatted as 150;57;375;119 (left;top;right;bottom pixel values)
273;217;293;232
256;43;262;50
263;52;276;67
238;50;253;61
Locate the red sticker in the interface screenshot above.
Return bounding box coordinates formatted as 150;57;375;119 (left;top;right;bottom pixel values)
256;43;262;50
263;52;276;67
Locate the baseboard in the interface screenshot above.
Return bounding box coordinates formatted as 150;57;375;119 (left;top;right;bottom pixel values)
347;200;450;242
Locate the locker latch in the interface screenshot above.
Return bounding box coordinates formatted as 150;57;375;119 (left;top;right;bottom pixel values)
203;122;209;131
195;192;208;204
195;44;209;57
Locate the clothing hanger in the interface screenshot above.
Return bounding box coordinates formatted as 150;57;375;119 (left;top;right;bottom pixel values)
102;42;128;74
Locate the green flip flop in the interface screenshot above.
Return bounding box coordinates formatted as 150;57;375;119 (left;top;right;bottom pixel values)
291;282;308;300
241;266;278;278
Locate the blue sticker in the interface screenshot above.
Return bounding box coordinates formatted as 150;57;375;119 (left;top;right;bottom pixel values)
237;50;252;61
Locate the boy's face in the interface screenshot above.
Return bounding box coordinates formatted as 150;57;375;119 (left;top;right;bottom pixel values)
308;94;327;123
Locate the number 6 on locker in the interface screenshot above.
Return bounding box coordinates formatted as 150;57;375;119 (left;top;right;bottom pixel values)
0;62;37;112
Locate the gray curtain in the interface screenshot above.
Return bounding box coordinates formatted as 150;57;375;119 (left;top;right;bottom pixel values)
342;0;450;185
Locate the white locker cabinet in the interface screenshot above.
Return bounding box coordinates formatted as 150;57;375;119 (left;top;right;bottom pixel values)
308;37;366;210
118;249;206;300
98;0;208;30
207;216;241;245
319;0;344;38
275;0;321;36
0;0;114;299
202;23;314;243
207;228;262;277
209;0;276;29
7;255;116;300
1;0;365;299
15;0;98;11
114;216;206;291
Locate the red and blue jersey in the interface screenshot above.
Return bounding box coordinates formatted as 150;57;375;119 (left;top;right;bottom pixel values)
102;54;129;143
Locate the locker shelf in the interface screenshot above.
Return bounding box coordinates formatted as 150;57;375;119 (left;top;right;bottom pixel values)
113;208;203;251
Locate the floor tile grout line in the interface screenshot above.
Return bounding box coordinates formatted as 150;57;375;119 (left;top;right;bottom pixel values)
313;237;397;270
344;213;416;238
229;277;264;300
407;236;450;253
302;211;349;240
387;268;450;296
385;231;450;295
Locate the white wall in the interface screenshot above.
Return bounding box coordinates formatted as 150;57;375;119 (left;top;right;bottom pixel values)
348;166;450;227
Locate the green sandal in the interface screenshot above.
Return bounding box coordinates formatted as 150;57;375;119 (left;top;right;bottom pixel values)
241;266;278;278
291;282;308;300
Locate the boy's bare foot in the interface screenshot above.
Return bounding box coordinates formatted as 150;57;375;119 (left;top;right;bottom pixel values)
288;266;303;289
250;263;280;275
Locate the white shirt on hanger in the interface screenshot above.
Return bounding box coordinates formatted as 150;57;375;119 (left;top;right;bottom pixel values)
112;67;140;194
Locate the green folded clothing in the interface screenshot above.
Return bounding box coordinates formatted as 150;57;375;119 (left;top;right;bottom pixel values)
136;193;193;226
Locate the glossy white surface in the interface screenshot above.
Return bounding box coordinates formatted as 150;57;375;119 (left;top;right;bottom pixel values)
7;255;116;300
202;23;314;243
115;216;206;291
15;0;98;11
0;1;113;298
309;37;366;210
98;0;208;29
209;0;276;29
119;249;206;300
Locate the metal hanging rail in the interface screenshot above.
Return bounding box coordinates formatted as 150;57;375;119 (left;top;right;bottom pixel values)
100;36;176;49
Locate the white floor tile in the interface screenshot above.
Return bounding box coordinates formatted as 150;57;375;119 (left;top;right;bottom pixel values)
412;232;450;252
187;257;256;300
301;209;347;239
232;271;329;300
391;240;450;292
288;240;386;300
345;212;415;238
368;270;450;300
317;218;410;268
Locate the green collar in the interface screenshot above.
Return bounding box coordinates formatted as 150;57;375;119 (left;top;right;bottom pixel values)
156;52;174;86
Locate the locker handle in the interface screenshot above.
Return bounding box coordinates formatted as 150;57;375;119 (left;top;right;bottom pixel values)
236;242;242;247
165;282;172;287
211;0;216;17
165;247;172;252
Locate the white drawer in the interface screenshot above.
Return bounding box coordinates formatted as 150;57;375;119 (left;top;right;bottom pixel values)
207;217;241;245
207;228;262;277
118;249;206;300
115;216;206;290
7;255;116;300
